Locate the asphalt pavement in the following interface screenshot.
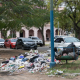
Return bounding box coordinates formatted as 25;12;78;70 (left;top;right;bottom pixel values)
0;41;50;52
0;46;50;52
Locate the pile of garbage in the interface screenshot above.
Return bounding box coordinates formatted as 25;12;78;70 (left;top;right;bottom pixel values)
0;49;60;74
54;43;78;60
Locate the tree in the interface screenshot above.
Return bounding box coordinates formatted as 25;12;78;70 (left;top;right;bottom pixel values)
64;0;80;38
0;0;33;38
54;0;80;38
47;0;80;38
0;0;50;44
30;0;50;45
12;0;50;45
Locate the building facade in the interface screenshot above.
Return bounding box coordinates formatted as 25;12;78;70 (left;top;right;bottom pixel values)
0;24;64;41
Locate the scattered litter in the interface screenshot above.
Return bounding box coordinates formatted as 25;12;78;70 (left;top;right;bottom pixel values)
0;59;3;60
55;70;63;75
48;74;55;77
0;49;60;75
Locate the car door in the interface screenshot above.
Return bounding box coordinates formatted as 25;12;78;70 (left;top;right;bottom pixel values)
8;40;11;47
16;39;22;48
54;38;64;47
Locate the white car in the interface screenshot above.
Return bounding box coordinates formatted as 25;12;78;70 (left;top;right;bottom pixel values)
54;35;66;41
28;36;43;46
53;36;80;53
54;36;80;47
49;35;67;47
0;38;5;47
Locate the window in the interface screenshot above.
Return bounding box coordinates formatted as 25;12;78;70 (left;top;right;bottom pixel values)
11;39;17;42
22;38;33;42
5;40;9;42
28;37;31;38
19;39;22;42
32;37;39;40
64;37;80;43
55;38;64;43
17;39;22;43
0;39;4;42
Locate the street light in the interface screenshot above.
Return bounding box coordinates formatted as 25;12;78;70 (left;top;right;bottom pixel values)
50;0;56;68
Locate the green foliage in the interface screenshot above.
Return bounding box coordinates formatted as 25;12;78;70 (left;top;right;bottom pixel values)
0;0;33;38
30;0;50;45
30;0;50;28
47;0;80;37
0;0;50;42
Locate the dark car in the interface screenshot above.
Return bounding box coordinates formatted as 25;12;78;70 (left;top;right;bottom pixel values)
28;36;43;46
15;37;37;50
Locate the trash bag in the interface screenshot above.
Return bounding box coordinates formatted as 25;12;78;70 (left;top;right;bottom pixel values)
22;58;29;62
29;56;39;63
56;46;63;56
2;61;9;64
62;50;68;55
64;42;77;53
54;47;57;52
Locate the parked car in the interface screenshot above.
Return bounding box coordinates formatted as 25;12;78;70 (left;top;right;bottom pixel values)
49;35;66;47
4;38;17;48
54;35;67;41
28;36;43;46
0;38;5;47
15;37;37;50
54;36;80;53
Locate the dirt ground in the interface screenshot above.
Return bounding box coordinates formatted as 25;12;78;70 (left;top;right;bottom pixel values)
0;49;80;80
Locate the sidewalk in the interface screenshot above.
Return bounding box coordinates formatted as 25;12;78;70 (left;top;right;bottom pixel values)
45;41;50;44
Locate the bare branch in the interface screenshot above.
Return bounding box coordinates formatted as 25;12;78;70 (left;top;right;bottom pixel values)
68;14;73;20
77;19;80;24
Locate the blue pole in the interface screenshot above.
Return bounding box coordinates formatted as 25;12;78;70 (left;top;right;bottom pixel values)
50;0;56;68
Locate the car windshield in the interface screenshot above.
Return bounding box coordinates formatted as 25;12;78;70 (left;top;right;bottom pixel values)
0;39;4;42
32;37;40;40
22;38;33;42
64;37;80;43
11;39;17;42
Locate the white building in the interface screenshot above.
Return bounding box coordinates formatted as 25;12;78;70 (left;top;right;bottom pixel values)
0;23;64;41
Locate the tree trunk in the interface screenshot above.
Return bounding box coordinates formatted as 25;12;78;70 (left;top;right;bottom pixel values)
73;22;80;39
1;29;7;39
76;31;80;40
39;26;45;46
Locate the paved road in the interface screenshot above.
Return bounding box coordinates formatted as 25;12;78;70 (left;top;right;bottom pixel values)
37;46;50;52
0;46;50;52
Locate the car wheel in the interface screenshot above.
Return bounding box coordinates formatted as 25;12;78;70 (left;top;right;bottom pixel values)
40;44;43;47
4;45;6;48
22;46;24;50
34;47;37;50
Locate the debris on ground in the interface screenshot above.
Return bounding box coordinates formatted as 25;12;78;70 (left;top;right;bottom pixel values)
55;70;63;75
0;49;60;75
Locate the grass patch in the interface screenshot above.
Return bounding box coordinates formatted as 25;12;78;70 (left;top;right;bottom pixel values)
45;44;49;46
54;59;80;73
46;58;80;79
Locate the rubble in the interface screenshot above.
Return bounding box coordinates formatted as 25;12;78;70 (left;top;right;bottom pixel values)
0;49;60;75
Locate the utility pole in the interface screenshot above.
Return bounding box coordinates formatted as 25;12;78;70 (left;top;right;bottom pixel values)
58;21;59;35
50;0;55;68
